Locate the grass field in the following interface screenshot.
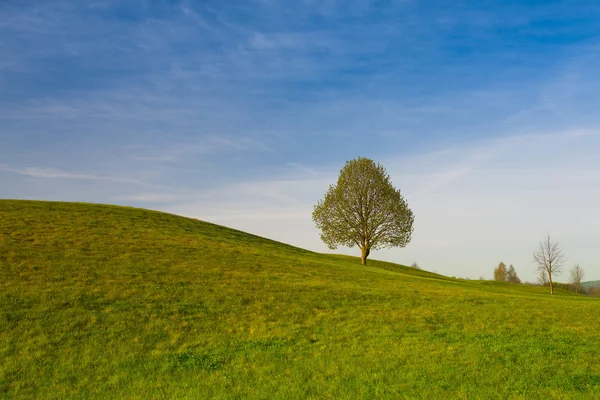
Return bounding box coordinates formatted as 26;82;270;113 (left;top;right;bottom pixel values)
1;200;599;399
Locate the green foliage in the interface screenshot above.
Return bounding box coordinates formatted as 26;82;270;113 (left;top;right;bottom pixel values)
552;282;573;292
1;200;600;399
312;157;414;264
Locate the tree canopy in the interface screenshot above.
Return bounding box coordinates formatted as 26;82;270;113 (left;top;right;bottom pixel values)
493;262;507;282
506;264;521;284
312;157;414;265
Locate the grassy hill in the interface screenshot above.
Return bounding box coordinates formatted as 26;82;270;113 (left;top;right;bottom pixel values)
582;280;600;290
1;200;599;399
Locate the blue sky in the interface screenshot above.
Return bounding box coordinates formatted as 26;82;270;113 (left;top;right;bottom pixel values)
2;0;600;281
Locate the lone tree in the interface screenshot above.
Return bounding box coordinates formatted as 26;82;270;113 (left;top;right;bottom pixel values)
506;264;521;284
533;235;565;294
569;265;585;294
493;262;507;282
312;157;414;265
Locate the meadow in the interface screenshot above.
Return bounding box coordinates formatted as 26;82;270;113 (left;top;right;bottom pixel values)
1;200;599;399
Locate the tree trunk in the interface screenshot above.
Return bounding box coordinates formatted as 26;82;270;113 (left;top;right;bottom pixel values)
548;271;554;295
361;247;370;265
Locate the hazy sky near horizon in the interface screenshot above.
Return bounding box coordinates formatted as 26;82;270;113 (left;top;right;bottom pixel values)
2;1;600;281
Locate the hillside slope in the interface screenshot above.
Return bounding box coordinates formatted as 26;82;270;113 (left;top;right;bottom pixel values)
1;200;599;399
582;280;600;290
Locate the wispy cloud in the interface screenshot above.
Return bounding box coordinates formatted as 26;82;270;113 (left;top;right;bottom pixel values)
286;162;319;175
132;135;275;163
0;166;135;183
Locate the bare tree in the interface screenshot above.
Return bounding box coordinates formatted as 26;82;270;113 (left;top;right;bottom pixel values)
411;262;421;269
569;265;585;294
537;268;548;286
533;235;565;294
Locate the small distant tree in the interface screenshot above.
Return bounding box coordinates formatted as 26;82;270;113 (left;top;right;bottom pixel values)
493;262;507;282
533;235;565;294
569;265;585;294
313;157;414;265
537;269;548;286
506;264;521;284
411;262;421;269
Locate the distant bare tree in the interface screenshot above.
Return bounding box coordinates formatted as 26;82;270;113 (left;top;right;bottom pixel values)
533;235;565;294
493;262;507;282
411;262;421;269
536;268;549;286
569;265;585;294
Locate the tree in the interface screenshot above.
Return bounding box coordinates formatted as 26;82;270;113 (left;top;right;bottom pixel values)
569;265;585;294
506;264;521;284
537;269;548;286
411;262;421;269
312;157;414;265
493;262;507;282
533;235;565;294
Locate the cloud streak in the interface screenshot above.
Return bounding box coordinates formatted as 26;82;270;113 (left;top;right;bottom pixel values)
0;166;135;183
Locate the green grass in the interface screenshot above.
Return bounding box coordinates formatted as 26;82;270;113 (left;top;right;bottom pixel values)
1;200;599;399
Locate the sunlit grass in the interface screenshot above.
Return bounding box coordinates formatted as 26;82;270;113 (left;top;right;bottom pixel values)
1;200;599;399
